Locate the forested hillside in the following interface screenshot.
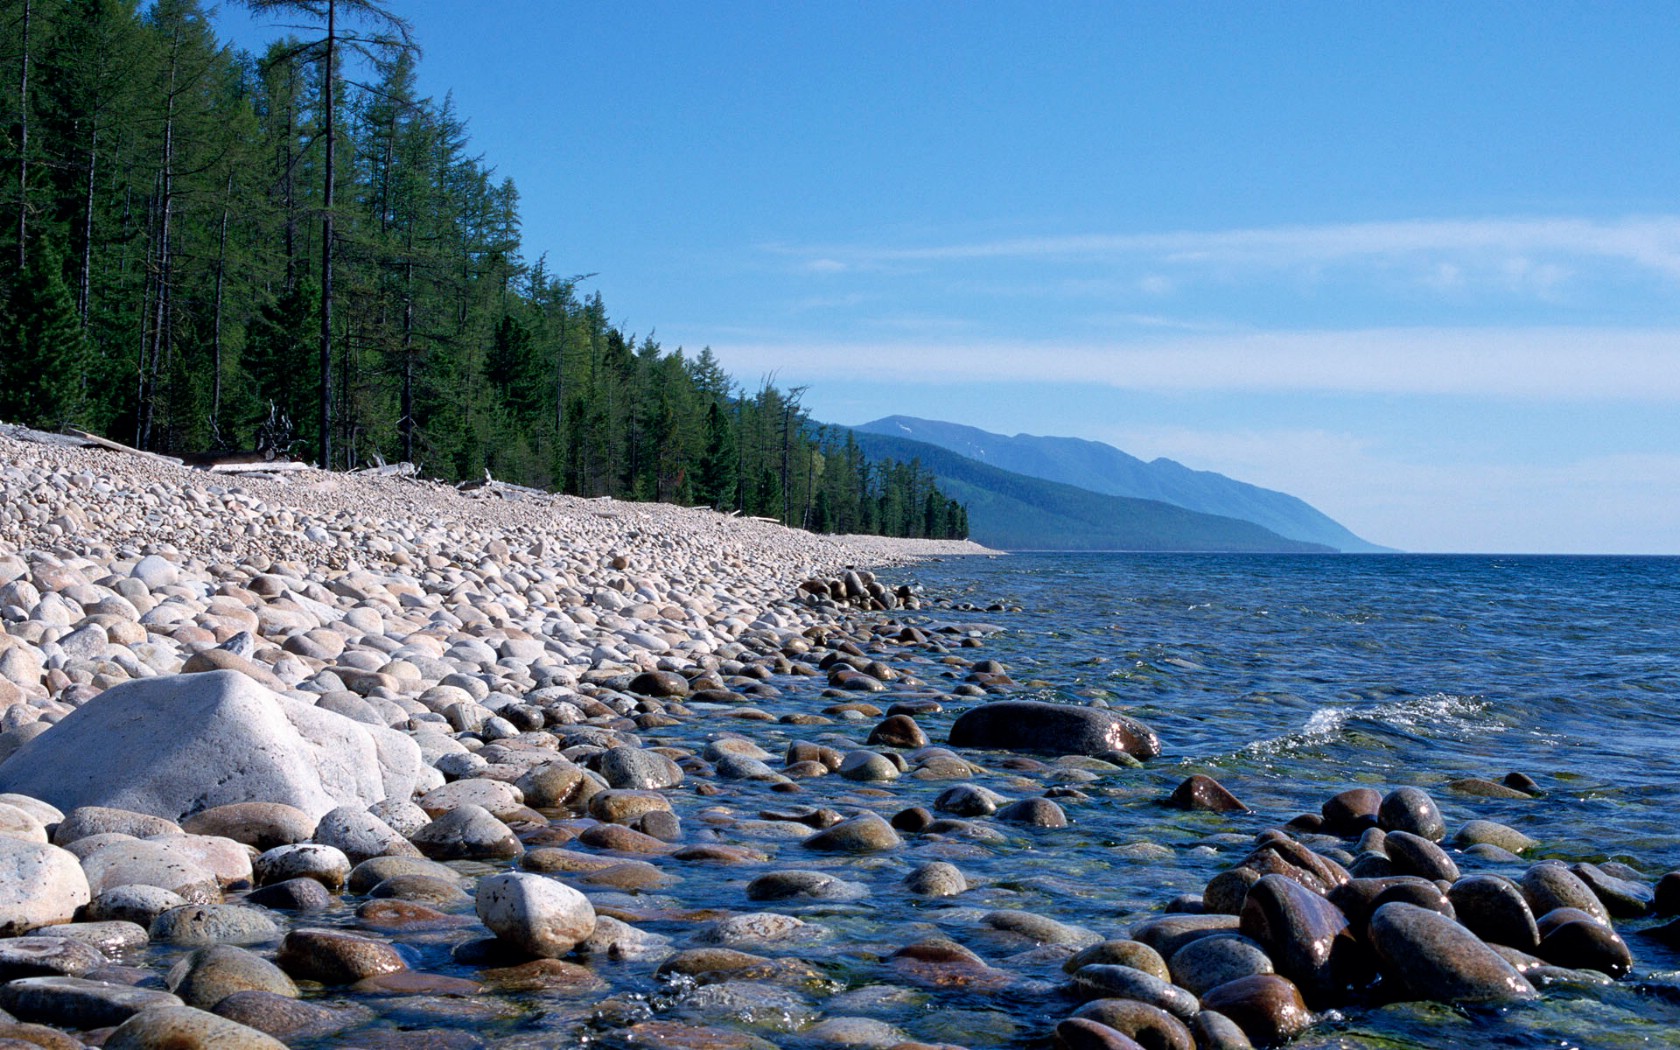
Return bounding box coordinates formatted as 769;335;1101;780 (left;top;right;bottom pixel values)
0;0;965;540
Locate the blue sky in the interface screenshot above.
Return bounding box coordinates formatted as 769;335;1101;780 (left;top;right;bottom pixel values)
216;2;1680;553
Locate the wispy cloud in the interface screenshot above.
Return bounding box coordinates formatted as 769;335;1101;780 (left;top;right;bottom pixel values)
768;217;1680;297
791;216;1680;274
716;326;1680;401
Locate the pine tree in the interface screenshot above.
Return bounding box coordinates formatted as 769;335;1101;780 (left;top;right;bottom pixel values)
3;235;87;427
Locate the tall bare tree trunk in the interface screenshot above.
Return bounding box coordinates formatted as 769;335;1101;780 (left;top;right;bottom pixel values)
16;0;31;274
140;42;179;450
79;127;97;325
318;0;337;469
212;168;233;426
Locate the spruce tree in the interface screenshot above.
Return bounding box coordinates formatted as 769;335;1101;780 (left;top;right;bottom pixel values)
4;236;87;428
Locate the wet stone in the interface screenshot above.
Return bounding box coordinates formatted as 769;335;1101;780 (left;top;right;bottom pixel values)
1054;1017;1147;1050
276;928;407;985
0;936;107;981
1168;774;1249;813
1522;863;1612;926
243;877;334;912
1384;830;1460;882
1169;933;1274;997
1377;787;1445;842
0;976;182;1029
1239;873;1361;1002
1069;1000;1194;1050
212;990;369;1041
1536;912;1634;977
1448;874;1540;950
1321;788;1382;834
746;869;868;901
1368;902;1537;1002
904;862;968;897
167;944;298;1010
150;904;280;947
1069;964;1199;1020
802;812;901;853
996;797;1069;827
1571;862;1654;918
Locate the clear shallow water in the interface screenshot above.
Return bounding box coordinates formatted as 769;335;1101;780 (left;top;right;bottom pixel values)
901;552;1680;1048
230;553;1680;1050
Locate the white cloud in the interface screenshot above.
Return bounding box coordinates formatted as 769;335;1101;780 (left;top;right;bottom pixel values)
801;216;1680;277
716;326;1680;401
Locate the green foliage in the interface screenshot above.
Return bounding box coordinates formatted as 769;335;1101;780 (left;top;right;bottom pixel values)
2;235;87;428
0;0;966;540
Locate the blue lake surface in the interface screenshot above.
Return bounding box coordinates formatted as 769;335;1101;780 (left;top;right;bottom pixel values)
893;551;1680;1048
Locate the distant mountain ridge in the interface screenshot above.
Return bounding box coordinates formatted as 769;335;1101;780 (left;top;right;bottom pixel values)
847;431;1335;553
854;416;1389;553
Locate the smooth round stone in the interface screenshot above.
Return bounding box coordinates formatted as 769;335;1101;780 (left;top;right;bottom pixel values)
804;1017;908;1047
475;872;597;958
0;936;106;980
311;806;418;865
1384;831;1460;882
417;778;525;819
1239;873;1360;1002
934;783;1007;817
1522;863;1611;926
105;1003;288;1049
1055;1017;1148;1050
1536;912;1634;977
53;807;182;846
1202;867;1260;915
635;809;682;842
167;944;298;1010
1199;974;1311;1046
346;855;461;895
1377;787;1445;842
516;761;594;809
1191;1009;1256;1050
1130;914;1242;959
628;670;688;698
696;912;811;947
1448;875;1540;950
275;928;407;985
0;802;48;843
0;838;90;936
243;878;333;912
253;844;350;891
79;839;220;902
946;700;1161;759
0;976;182;1028
86;885;187;927
985;910;1101;949
181;804;315;851
1070;965;1198;1020
1452;819;1536;855
1169;934;1274;997
746;870;868;901
588;789;672;825
1168;775;1248;813
801;812;901;853
1069;1000;1193;1050
1063;941;1169;981
597;746;685;790
411;805;523;860
996;797;1069;827
904;862;968;898
1368;902;1537;1002
150;904;280;947
867;714;928;749
369;874;472;908
478;957;610;994
1329;876;1442;929
839;750;901;782
212;990;368;1042
38;920;148;954
1571;862;1654;918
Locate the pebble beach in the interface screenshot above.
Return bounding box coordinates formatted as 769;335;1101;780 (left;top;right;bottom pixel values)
0;426;1671;1050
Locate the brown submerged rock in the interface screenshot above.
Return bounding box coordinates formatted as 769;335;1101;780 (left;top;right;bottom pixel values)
1321;787;1382;835
1199;974;1312;1045
1069;999;1193;1050
1368;902;1537;1002
947;700;1160;759
1168;774;1249;813
1239;873;1364;1002
1054;1017;1147;1050
1448;874;1540;951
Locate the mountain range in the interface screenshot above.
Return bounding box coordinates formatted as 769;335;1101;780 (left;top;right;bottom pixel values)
848;416;1390;554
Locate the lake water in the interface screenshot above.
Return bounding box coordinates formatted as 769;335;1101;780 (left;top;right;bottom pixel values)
897;551;1680;1048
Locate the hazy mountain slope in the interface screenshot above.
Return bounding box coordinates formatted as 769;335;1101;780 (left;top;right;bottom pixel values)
855;416;1389;552
848;432;1333;553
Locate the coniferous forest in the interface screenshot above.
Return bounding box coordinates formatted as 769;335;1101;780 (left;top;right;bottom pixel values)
0;0;968;541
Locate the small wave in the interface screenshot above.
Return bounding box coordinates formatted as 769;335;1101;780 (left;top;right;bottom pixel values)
1240;692;1495;758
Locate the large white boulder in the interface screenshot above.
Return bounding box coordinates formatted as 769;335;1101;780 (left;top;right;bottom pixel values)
0;671;422;822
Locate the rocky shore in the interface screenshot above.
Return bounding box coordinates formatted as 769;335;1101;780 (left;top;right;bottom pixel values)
0;426;1672;1050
